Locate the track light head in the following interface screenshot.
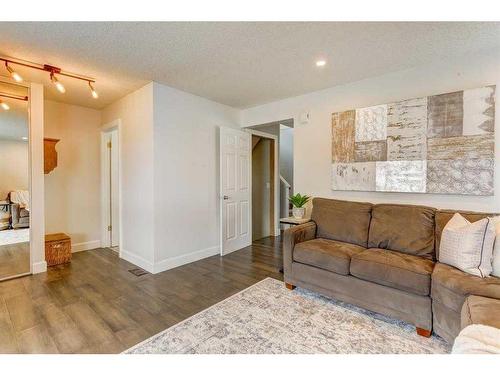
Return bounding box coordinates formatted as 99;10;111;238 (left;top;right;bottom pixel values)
50;72;66;94
5;62;23;82
0;100;10;111
88;82;99;99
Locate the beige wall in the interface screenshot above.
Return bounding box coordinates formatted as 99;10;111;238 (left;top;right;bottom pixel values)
0;139;29;200
44;100;102;251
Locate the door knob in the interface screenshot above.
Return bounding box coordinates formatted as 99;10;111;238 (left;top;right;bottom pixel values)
223;195;229;200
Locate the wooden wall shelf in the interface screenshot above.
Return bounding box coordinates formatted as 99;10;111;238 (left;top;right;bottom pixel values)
44;138;60;174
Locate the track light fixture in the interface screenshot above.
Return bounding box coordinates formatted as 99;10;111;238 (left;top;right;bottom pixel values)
1;57;98;99
5;62;23;82
0;100;10;111
89;81;98;99
50;72;66;93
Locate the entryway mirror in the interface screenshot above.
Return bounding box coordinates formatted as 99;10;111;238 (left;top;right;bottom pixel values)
0;81;30;281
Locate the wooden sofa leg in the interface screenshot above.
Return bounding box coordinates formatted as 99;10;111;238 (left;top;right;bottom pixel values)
416;327;431;338
285;283;296;290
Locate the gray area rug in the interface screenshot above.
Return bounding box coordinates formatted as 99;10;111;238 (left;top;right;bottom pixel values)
125;277;450;354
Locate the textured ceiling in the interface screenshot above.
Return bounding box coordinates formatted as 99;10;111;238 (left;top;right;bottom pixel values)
0;22;499;110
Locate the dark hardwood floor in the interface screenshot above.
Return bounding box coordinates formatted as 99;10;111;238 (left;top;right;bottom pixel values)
0;235;283;353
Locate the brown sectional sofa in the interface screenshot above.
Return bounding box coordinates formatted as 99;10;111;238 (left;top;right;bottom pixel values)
284;198;500;343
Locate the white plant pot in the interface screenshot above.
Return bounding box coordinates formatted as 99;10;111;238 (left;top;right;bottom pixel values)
292;207;305;219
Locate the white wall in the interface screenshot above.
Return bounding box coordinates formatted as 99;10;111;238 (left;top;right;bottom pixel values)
241;50;500;213
102;83;155;271
152;82;240;272
0;139;29;199
44;100;102;252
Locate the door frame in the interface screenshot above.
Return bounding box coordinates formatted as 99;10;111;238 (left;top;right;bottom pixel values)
246;129;280;237
100;120;123;255
0;76;35;280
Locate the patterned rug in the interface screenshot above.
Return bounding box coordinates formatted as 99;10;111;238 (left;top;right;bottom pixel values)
125;277;450;354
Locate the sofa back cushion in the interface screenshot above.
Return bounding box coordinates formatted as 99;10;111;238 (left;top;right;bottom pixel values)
368;204;436;259
311;198;372;247
435;209;498;260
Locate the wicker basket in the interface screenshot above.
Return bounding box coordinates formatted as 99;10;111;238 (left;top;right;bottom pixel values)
45;233;72;266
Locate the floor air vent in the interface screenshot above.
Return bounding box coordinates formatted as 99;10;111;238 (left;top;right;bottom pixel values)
128;268;149;277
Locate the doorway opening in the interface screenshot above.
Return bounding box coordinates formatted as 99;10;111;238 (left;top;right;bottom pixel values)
251;135;275;241
218;119;293;256
101;121;121;253
248;118;293;240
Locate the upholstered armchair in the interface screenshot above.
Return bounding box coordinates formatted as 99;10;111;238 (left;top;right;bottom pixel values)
8;191;30;229
10;203;29;228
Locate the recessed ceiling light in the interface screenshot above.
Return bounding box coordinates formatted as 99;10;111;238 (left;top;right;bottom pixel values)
316;60;326;67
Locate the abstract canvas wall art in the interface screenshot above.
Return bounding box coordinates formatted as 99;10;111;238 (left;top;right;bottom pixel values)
331;85;496;195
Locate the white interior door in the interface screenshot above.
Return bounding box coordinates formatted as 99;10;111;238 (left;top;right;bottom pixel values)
220;127;251;255
101;127;120;249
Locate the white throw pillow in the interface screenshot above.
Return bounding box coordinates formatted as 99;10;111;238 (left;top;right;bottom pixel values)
491;216;500;278
439;213;496;278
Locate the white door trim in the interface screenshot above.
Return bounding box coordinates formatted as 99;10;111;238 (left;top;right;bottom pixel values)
245;129;280;237
100;120;123;256
29;82;45;274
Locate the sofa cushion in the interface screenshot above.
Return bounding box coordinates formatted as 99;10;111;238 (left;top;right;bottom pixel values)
20;208;29;218
293;238;365;275
461;295;500;330
439;213;496;277
435;209;498;260
311;198;372;247
350;248;435;296
431;262;500;313
368;204;436;259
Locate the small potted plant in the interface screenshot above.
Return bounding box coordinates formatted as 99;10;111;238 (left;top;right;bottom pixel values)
289;193;311;219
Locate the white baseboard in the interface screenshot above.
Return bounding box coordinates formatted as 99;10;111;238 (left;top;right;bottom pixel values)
120;249;154;273
72;240;101;253
153;246;220;274
32;260;47;274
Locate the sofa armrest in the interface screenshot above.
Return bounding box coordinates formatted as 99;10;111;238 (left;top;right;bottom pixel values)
10;203;20;225
283;221;317;276
461;295;500;331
